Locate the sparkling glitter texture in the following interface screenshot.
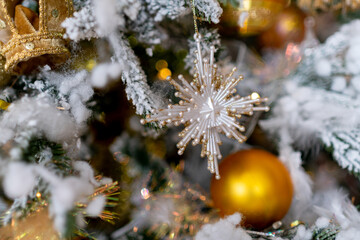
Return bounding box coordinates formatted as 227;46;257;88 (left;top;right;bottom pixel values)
141;34;269;179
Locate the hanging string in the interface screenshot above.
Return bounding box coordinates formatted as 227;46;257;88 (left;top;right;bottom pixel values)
191;0;199;35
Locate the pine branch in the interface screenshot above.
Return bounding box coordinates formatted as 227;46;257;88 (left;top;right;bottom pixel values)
312;227;339;240
108;32;162;114
322;130;360;174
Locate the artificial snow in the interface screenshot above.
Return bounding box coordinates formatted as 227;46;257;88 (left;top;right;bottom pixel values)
91;63;123;88
195;213;251;240
350;76;360;92
345;44;360;75
314;217;330;228
331;76;347;92
0;97;77;144
315;58;332;77
292;225;312;240
145;0;187;22
62;5;98;41
86;195;106;217
40;70;94;125
3;162;36;199
193;0;223;24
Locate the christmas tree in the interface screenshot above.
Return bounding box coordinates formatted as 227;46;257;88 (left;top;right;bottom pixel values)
0;0;360;239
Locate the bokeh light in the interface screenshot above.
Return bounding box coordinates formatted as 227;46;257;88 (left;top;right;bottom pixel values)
251;92;260;100
155;60;168;71
158;68;172;80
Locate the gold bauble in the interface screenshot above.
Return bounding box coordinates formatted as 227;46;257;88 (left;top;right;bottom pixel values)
221;0;289;36
259;5;306;49
210;149;293;229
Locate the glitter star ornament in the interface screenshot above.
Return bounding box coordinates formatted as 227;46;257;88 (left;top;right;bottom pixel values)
141;34;269;179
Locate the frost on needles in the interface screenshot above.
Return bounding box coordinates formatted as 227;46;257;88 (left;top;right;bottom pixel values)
262;20;360;175
65;0;223;115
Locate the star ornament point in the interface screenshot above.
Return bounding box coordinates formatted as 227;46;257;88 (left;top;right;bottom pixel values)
141;34;269;179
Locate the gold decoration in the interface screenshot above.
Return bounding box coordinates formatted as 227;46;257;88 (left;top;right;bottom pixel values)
290;220;305;227
141;34;269;179
259;5;306;49
221;0;289;36
0;55;10;86
0;208;60;240
297;0;360;14
0;99;10;110
210;149;293;229
0;0;73;74
0;19;5;29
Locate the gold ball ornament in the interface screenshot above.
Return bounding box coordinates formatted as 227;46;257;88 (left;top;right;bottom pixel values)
220;0;289;36
259;5;306;49
210;149;293;229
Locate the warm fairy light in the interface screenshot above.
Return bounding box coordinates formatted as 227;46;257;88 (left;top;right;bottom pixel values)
250;92;260;100
285;43;302;63
158;68;172;80
141;188;150;200
86;59;97;71
172;211;180;217
156;59;172;80
199;195;206;201
141;34;269;179
241;0;251;10
291;220;303;227
36;192;42;198
155;59;168;71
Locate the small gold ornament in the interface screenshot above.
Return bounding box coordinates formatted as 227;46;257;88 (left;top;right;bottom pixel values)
259;5;306;49
221;0;289;36
210;149;293;229
0;0;73;74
